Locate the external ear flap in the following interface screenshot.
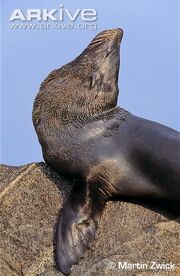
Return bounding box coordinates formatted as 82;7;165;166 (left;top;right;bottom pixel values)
90;72;100;88
84;74;96;89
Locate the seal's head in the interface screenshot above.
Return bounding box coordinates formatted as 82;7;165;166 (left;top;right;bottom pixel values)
38;28;123;123
82;28;123;86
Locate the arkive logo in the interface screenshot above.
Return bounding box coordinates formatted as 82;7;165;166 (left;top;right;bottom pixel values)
9;4;97;22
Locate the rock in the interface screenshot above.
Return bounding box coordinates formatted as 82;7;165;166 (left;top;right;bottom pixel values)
0;162;179;276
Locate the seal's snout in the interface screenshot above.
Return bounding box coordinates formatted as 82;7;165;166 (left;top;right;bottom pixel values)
88;28;123;51
109;28;123;47
95;28;123;41
108;28;123;39
114;28;124;42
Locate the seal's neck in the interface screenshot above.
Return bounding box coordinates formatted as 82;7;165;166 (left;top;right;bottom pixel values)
59;67;119;121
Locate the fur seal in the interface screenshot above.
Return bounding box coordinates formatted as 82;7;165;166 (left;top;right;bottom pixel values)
32;28;180;274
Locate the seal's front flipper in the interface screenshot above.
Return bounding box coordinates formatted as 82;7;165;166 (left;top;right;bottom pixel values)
56;180;103;275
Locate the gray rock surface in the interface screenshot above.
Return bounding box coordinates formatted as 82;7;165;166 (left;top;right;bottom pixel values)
0;162;179;276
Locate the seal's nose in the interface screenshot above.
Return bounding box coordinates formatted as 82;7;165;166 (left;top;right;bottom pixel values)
110;28;123;37
114;28;123;39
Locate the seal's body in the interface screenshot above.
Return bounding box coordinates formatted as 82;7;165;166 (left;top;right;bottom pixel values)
33;29;180;274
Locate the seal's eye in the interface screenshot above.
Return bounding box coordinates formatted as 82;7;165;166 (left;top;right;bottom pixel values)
105;50;113;59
